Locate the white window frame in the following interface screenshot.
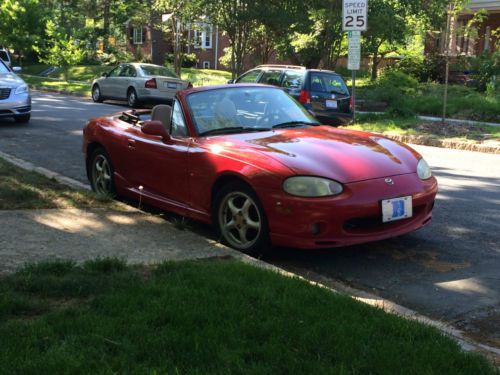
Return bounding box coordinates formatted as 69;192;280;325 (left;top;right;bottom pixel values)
133;28;143;45
203;61;210;69
193;23;213;49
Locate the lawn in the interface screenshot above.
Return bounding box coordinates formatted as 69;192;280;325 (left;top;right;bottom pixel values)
0;258;496;374
343;113;500;141
0;157;113;210
21;75;91;96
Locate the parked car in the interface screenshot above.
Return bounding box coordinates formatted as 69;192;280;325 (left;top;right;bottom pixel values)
0;59;31;123
0;47;11;67
91;63;192;108
83;84;437;254
230;65;353;125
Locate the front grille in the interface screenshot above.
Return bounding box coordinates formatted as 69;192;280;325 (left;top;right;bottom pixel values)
0;88;11;100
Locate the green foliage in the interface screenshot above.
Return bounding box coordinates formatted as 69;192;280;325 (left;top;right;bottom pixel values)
165;52;197;68
392;53;445;83
0;0;47;62
467;52;500;92
36;20;85;80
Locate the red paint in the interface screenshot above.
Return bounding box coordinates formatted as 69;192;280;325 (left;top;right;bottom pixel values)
83;84;437;249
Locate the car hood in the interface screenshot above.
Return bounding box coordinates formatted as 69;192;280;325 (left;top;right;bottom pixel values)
0;72;25;88
203;126;421;183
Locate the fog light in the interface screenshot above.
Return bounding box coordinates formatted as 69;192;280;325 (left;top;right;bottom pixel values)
310;223;321;235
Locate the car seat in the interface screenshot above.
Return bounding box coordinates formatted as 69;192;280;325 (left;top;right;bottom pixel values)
151;104;172;131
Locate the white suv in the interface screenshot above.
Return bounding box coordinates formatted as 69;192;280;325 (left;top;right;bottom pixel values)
0;47;11;67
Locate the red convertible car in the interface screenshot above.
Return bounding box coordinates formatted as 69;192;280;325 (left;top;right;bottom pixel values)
83;84;437;254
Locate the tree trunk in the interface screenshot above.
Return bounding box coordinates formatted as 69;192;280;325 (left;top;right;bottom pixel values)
371;44;380;81
102;0;111;52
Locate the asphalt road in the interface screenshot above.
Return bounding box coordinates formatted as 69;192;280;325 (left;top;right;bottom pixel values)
1;91;499;346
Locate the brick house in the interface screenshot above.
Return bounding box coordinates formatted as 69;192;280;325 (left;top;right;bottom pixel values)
125;17;291;70
425;0;499;56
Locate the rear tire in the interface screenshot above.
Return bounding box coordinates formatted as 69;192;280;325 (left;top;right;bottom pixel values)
89;147;115;197
213;181;270;256
127;88;141;108
14;114;30;123
92;85;103;103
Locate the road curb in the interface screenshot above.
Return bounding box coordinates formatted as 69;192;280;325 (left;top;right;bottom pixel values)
0;150;90;190
385;134;500;154
1;150;499;363
30;85;89;98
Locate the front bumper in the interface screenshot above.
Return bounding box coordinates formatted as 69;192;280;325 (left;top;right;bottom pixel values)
0;92;31;118
261;173;438;249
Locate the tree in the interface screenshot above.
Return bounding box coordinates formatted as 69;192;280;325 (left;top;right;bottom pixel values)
37;20;85;80
0;0;47;63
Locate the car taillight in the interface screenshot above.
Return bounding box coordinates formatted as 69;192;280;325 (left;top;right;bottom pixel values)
299;90;311;104
187;82;193;89
145;78;157;89
349;96;353;111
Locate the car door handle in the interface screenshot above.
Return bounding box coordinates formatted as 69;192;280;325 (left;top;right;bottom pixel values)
127;139;136;149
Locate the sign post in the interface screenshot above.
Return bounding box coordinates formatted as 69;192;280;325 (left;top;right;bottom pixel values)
343;0;367;124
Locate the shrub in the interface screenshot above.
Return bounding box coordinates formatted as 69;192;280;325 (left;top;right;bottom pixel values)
164;53;198;68
392;53;445;83
468;51;500;92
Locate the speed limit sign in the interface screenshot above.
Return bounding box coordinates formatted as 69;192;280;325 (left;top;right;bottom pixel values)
343;0;368;31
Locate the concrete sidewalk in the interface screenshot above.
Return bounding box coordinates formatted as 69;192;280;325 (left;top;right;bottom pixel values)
0;207;239;275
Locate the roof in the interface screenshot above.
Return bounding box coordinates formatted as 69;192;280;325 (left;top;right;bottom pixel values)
464;0;500;11
256;64;305;70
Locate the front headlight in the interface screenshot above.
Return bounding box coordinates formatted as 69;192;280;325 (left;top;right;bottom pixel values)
14;84;28;95
417;158;432;180
283;176;343;197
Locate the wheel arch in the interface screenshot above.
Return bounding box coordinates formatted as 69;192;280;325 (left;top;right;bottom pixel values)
210;173;255;213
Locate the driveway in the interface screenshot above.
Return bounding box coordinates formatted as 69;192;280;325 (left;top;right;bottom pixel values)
1;91;499;347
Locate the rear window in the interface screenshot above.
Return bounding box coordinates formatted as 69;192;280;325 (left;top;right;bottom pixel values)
282;70;304;89
0;51;9;62
140;65;178;78
258;70;282;86
309;73;349;95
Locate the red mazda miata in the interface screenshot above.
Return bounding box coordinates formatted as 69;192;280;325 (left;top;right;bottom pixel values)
83;84;437;254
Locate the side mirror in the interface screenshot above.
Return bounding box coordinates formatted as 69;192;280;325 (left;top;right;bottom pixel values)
101;72;108;77
12;67;22;73
141;120;170;141
227;79;234;84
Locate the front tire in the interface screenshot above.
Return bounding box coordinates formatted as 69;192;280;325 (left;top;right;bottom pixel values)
127;88;141;108
14;114;30;123
89;147;115;197
92;85;103;103
213;182;270;255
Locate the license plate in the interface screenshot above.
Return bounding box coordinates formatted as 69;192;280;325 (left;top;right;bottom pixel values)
164;82;178;89
325;100;337;109
381;196;412;223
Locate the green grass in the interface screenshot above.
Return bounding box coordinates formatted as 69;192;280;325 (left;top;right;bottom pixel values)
0;258;495;374
0;157;113;209
21;75;91;96
181;67;232;86
343;113;500;141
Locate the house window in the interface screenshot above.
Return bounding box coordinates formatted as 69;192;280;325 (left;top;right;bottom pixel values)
193;23;212;49
133;28;143;45
203;61;210;69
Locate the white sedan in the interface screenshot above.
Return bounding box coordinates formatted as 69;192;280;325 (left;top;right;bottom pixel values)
91;63;191;108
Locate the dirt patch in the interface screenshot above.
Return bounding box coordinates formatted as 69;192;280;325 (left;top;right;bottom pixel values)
415;121;499;141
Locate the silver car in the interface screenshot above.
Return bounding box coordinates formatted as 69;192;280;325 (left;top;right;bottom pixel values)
91;63;191;108
0;60;31;123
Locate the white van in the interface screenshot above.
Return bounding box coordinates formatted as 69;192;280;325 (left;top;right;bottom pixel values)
0;47;11;67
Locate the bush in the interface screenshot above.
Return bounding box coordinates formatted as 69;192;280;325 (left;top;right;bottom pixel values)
392;53;445;83
468;51;500;92
164;53;198;68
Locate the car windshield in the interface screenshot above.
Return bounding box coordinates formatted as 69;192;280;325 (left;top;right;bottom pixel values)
187;86;319;136
0;51;8;62
140;65;178;78
0;61;9;73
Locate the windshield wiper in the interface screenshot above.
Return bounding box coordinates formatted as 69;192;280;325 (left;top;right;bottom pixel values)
271;121;318;129
199;127;270;136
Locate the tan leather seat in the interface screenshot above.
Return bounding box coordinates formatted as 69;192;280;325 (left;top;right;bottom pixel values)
151;104;172;131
